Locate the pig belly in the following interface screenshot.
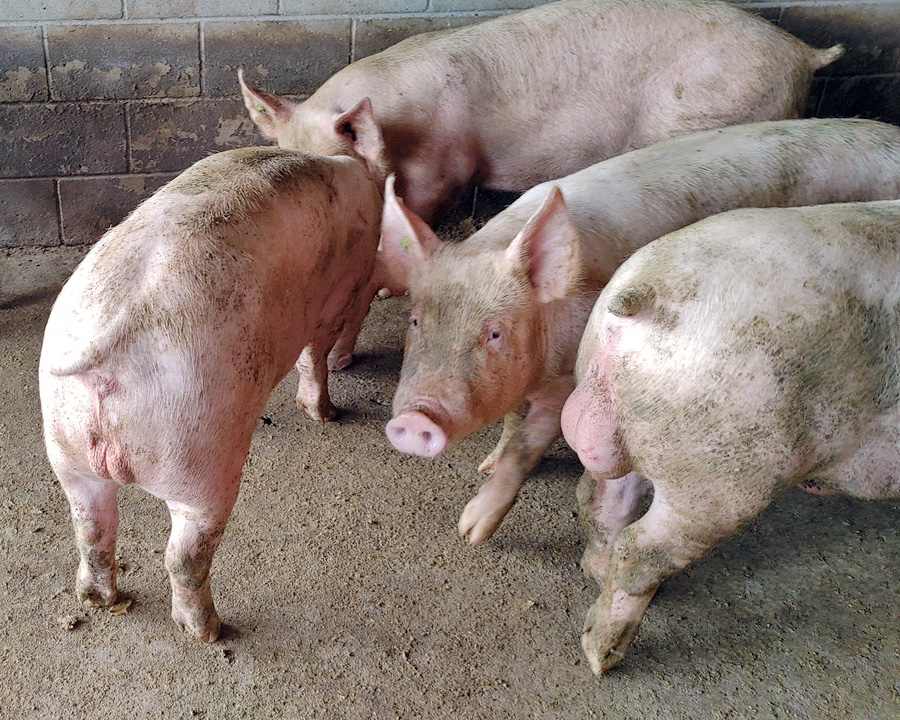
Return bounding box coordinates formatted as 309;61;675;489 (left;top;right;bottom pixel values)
800;409;900;499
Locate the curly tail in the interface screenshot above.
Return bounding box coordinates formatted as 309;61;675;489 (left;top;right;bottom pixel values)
810;44;844;71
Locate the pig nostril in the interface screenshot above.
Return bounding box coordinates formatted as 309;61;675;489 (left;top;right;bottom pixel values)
390;426;406;438
421;431;432;443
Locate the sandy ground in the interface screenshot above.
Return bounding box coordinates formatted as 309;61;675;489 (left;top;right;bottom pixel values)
1;241;899;720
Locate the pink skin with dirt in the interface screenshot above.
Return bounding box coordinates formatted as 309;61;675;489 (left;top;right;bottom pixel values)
380;119;900;546
238;0;841;226
561;201;900;674
39;148;382;641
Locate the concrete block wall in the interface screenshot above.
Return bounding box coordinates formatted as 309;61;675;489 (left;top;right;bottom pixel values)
0;0;898;247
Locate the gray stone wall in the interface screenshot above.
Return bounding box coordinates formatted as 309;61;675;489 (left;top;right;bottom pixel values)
0;0;898;247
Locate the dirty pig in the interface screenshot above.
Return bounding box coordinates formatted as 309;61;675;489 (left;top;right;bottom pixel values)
562;200;900;673
39;147;382;641
381;118;900;544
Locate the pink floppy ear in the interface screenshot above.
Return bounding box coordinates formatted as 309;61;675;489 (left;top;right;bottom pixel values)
238;69;294;139
379;175;443;288
504;186;582;304
334;97;388;179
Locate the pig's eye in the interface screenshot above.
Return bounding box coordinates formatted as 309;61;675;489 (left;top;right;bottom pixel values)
486;327;502;346
410;314;419;330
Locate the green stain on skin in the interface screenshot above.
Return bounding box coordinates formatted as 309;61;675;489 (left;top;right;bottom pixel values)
400;235;411;251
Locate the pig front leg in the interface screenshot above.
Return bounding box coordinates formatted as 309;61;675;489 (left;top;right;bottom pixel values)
165;496;235;643
295;344;336;422
458;379;573;544
577;471;652;585
60;473;120;606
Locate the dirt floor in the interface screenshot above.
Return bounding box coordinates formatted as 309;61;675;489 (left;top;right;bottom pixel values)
1;242;899;720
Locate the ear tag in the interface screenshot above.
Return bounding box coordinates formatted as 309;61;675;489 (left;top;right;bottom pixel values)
400;235;411;252
255;104;265;112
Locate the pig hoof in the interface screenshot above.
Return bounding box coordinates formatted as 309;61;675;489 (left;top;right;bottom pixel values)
172;607;221;643
77;585;117;607
457;494;514;544
297;398;337;422
76;577;117;607
327;351;353;371
581;601;640;675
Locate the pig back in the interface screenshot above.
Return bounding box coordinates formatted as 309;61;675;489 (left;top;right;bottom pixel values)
595;202;900;510
550;118;900;286
42;148;379;393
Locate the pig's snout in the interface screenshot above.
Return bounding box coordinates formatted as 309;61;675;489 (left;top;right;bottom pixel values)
386;410;448;458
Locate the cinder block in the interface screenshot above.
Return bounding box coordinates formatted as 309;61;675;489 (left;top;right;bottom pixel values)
354;16;487;61
0;0;121;22
203;19;350;97
0;27;49;102
281;0;426;13
128;97;268;173
59;174;176;245
0;103;127;178
818;76;900;126
781;4;900;76
126;0;277;18
0;180;59;248
47;24;200;101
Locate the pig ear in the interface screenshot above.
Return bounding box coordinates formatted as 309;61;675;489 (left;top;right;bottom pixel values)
504;186;581;304
334;97;388;179
380;175;442;286
238;68;293;139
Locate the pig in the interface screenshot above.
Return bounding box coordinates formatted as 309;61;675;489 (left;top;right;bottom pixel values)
380;118;900;545
38;147;382;641
560;200;900;673
238;0;843;224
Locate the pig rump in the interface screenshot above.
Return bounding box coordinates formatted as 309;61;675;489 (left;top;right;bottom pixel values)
563;202;900;673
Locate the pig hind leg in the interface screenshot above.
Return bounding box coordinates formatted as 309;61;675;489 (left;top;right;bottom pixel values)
57;469;120;606
164;492;237;643
577;471;651;586
582;486;762;674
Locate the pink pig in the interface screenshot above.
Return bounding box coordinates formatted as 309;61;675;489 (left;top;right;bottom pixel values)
381;119;900;545
239;0;841;224
39;147;382;641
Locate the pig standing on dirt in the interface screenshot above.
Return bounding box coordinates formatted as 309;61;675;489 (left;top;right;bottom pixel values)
238;0;842;223
39;148;382;641
381;119;900;544
561;200;900;673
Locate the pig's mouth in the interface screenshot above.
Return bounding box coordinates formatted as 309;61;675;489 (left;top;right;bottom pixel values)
385;401;451;458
